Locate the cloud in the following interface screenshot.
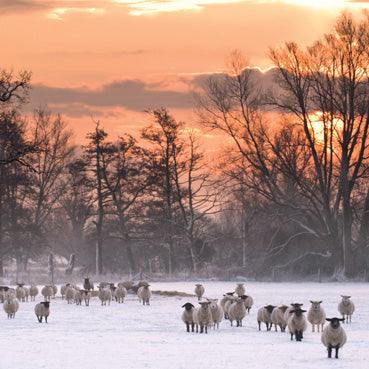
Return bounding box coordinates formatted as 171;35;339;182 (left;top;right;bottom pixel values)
28;69;283;119
0;0;108;17
30;79;195;114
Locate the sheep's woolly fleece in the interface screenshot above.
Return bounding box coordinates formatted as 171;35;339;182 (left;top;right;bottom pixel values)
2;281;369;369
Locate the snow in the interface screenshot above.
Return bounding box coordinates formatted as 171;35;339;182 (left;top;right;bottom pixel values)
2;281;368;368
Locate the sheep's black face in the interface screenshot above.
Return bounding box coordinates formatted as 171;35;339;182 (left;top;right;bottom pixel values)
327;317;343;329
182;303;194;311
41;302;50;308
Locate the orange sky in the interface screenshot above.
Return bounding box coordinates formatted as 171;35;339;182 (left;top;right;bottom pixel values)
2;0;369;144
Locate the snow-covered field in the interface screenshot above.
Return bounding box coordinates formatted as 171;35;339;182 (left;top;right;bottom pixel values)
2;281;368;369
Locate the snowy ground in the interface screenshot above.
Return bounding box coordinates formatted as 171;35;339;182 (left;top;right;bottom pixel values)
1;281;368;369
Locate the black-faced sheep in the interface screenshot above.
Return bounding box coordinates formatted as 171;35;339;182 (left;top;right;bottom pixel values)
257;305;276;331
321;317;347;358
287;307;307;341
35;301;50;323
182;302;195;332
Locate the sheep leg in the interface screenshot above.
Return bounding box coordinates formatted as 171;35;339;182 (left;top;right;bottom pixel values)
258;321;261;331
200;324;204;333
45;316;48;323
186;323;190;332
334;346;339;359
290;333;294;341
327;345;332;358
191;323;194;332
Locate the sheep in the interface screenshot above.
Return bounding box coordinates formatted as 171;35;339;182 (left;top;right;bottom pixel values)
41;285;53;301
194;284;205;301
16;285;26;302
257;305;276;331
35;301;50;323
29;285;39;301
137;284;152;305
0;286;9;303
228;297;247;327
271;305;289;332
284;302;304;323
3;298;19;318
193;301;212;333
181;302;195;332
80;290;91;306
114;286;127;303
61;283;71;299
118;280;134;291
74;289;83;305
98;285;112;306
307;300;326;332
83;278;94;291
220;292;235;319
65;286;77;304
208;299;224;329
287;307;307;341
321;317;347;358
223;296;237;320
5;287;16;300
338;295;355;323
235;283;245;297
242;294;254;313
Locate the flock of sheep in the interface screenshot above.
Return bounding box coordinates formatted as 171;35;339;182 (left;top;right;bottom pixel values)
0;278;153;323
182;283;355;359
0;279;356;359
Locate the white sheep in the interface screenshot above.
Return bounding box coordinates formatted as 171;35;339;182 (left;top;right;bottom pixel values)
287;307;307;341
137;284;152;305
114;286;127;303
3;298;19;318
16;285;26;302
257;305;276;331
118;280;134;291
98;285;112;306
228;297;247;327
61;283;71;299
321;317;347;358
220;292;235;319
193;301;212;333
81;290;91;306
51;284;58;299
181;302;195;332
338;295;355;323
41;285;53;301
271;305;288;332
29;285;39;301
208;299;224;329
194;284;205;301
235;283;245;297
34;301;50;323
307;300;326;332
65;286;77;304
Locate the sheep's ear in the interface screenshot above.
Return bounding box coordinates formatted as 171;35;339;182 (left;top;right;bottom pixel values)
290;309;295;313
310;300;313;304
326;318;332;322
319;301;323;304
339;318;345;322
301;309;307;313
